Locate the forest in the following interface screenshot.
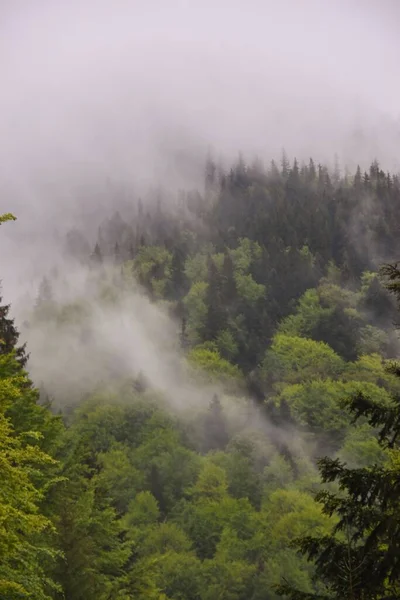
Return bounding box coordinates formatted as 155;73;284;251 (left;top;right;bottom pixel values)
1;154;400;600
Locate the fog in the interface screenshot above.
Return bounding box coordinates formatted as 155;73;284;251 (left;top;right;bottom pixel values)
0;0;399;423
1;1;399;263
1;0;399;211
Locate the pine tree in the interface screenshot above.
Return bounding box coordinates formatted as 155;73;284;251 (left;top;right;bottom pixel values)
333;153;341;186
128;242;135;260
221;250;236;305
269;159;281;180
51;447;132;600
0;357;61;599
0;292;28;367
91;243;103;266
360;274;396;328
289;157;300;184
35;277;54;320
308;158;317;182
354;165;362;190
281;149;290;178
169;244;187;299
203;255;225;341
114;241;121;264
179;313;190;350
0;245;62;597
205;151;217;197
203;394;229;452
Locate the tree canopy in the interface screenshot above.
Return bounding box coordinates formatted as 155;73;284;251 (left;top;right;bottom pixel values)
2;155;400;599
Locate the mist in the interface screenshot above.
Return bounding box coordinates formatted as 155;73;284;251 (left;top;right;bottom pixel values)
1;1;400;209
1;0;399;427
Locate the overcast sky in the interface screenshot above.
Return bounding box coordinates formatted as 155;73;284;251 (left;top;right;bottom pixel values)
0;0;399;271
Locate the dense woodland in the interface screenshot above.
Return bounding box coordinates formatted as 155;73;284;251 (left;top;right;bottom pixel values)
2;153;400;599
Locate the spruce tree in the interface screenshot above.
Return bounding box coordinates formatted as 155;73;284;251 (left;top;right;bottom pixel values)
308;158;317;182
90;242;103;266
114;241;121;264
205;151;217;197
0;292;28;367
281;149;290;178
204;255;225;341
0;353;61;599
35;276;56;322
0;214;63;596
221;250;236;304
169;244;187;300
203;394;229;452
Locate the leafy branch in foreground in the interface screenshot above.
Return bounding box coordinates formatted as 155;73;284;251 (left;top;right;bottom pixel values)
0;212;16;224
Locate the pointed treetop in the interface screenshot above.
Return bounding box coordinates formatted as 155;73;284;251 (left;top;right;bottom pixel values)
0;294;28;367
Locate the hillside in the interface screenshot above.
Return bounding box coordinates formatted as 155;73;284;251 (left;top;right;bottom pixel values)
1;156;400;599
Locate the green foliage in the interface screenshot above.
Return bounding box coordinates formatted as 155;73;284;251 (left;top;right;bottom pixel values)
185;252;209;283
201;557;256;600
273;378;393;455
343;353;399;390
0;349;62;599
278;263;400;600
230;238;263;275
1;295;28;367
184;281;208;343
216;329;240;361
234;272;265;304
53;480;132;600
92;444;144;513
188;345;243;384
337;423;388;468
5;159;400;599
261;334;345;388
0;212;17;224
278;283;369;361
134;245;172;298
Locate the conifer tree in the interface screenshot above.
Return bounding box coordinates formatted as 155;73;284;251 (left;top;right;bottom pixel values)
281;149;290;178
269;159;281;180
114;241;121;264
204;255;225;341
205;151;217;197
0;215;62;596
169;244;187;299
221;250;236;305
354;165;362;190
0;293;28;367
203;394;229;452
179;313;189;350
90;242;103;266
35;276;55;320
308;158;317;182
333;154;341;186
0;354;61;600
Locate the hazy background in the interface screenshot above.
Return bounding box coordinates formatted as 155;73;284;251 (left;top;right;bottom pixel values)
0;0;399;403
1;0;399;221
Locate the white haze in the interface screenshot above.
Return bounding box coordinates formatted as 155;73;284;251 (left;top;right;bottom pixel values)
0;0;399;435
1;2;400;239
17;262;307;459
16;264;200;404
